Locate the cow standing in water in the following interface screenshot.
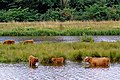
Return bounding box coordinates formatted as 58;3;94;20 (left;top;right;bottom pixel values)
51;57;64;66
84;57;110;67
28;55;39;68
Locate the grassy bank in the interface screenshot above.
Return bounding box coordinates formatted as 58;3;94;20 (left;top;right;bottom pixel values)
0;21;120;36
0;28;120;36
0;42;120;64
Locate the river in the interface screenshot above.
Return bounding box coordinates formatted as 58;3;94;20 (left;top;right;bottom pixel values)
0;36;120;43
0;61;120;80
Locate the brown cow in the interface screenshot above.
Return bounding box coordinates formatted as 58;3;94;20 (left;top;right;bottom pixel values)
84;57;110;67
23;40;34;44
28;55;39;68
3;40;15;44
51;57;64;65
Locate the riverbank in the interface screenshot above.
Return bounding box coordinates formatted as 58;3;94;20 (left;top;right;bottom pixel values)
0;21;120;36
0;42;120;64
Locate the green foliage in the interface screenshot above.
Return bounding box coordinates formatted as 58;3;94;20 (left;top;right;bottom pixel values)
40;9;61;21
0;28;120;36
0;8;40;22
80;4;120;21
81;33;94;42
0;0;120;21
68;50;83;62
40;8;76;21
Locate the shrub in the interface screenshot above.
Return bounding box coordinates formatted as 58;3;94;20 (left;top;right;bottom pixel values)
80;4;120;21
40;8;76;21
0;8;40;22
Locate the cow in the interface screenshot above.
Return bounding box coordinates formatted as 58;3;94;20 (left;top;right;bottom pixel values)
3;40;15;44
84;57;110;67
23;40;34;44
28;55;39;68
51;57;64;65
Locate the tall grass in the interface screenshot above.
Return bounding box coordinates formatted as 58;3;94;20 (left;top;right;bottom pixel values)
0;21;120;30
81;33;94;42
0;42;120;64
0;28;120;36
0;21;120;36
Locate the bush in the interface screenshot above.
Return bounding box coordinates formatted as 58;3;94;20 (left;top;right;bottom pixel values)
40;8;76;21
0;8;40;22
40;8;61;21
80;4;120;21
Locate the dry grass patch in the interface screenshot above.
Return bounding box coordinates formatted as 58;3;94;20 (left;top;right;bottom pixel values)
0;21;120;31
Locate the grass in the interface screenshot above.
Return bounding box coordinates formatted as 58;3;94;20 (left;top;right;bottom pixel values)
0;28;119;36
0;21;120;30
0;21;120;36
81;33;94;42
0;41;120;64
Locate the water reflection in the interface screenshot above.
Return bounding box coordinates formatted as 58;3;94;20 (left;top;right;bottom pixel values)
0;36;120;43
0;61;120;80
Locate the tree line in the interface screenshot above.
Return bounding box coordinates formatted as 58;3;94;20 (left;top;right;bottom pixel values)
0;0;120;22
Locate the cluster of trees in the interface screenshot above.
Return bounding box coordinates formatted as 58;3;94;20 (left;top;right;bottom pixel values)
0;0;120;22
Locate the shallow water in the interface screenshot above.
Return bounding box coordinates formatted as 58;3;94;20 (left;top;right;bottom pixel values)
0;36;120;43
0;61;120;80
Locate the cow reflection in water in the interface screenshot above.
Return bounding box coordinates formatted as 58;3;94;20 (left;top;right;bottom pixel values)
51;57;65;66
84;57;110;68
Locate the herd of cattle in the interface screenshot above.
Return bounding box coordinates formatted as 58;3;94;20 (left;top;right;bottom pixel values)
29;55;110;68
2;40;110;68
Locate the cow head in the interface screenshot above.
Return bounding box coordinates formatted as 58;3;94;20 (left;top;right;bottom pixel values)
84;57;92;63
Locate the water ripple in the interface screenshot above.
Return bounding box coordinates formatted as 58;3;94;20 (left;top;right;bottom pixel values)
0;36;120;43
0;62;120;80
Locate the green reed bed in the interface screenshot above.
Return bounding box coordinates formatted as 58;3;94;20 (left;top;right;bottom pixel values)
0;42;120;64
0;28;120;36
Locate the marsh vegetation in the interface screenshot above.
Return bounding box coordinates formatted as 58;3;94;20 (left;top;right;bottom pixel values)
0;41;120;64
0;21;120;36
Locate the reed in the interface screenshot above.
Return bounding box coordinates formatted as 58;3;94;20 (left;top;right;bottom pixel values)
0;21;120;36
0;42;119;64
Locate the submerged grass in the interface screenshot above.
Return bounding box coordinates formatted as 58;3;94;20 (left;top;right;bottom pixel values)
0;42;120;64
0;21;120;36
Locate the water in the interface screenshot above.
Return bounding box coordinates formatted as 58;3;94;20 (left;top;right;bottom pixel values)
0;36;120;43
0;61;120;80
